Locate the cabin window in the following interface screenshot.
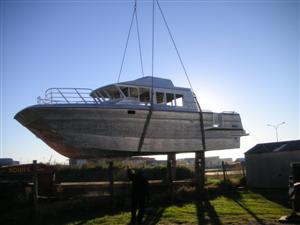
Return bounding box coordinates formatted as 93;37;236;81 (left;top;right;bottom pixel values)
129;87;138;98
99;90;110;101
139;88;150;103
156;92;164;104
99;90;108;98
166;93;175;106
95;92;103;102
105;86;121;99
175;94;183;106
120;86;129;97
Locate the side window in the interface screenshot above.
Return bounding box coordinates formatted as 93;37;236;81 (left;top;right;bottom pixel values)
166;93;175;106
129;87;138;98
175;94;183;106
139;88;150;104
156;92;164;104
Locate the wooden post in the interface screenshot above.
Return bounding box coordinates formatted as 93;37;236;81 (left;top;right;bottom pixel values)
108;161;114;205
167;153;176;201
32;160;38;212
195;151;205;191
167;153;176;182
241;161;246;178
222;161;226;182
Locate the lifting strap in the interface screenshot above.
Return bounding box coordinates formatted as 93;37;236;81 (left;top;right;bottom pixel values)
195;98;207;151
138;109;153;152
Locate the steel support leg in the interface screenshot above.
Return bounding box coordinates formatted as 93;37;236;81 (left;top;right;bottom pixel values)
195;151;205;191
108;161;114;206
167;153;176;200
32;160;39;213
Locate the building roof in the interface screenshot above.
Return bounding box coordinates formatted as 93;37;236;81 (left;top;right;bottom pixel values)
245;140;300;155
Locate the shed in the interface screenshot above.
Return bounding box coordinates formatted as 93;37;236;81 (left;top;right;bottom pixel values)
245;140;300;188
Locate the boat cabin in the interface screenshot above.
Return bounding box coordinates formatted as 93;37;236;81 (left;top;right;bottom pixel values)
90;76;197;111
38;77;198;111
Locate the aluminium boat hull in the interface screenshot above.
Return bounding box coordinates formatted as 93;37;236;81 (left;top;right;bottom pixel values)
15;104;246;158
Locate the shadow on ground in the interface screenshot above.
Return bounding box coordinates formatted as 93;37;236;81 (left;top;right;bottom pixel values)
1;186;293;225
251;188;290;208
196;195;222;225
140;207;165;225
223;190;267;225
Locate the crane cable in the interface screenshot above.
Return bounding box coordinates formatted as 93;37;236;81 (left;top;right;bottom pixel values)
135;0;145;77
138;0;155;152
117;0;144;83
155;0;207;152
118;0;206;156
155;0;193;93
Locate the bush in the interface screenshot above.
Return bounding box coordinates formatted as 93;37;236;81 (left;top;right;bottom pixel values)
54;165;194;182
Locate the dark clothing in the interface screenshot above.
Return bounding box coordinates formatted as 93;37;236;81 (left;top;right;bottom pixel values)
128;170;149;224
131;195;145;224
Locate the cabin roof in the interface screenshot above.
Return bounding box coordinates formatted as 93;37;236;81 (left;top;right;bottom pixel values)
119;76;175;89
91;76;191;95
245;140;300;155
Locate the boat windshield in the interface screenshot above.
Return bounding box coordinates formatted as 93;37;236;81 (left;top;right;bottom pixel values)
94;85;152;105
105;86;122;99
93;85;184;107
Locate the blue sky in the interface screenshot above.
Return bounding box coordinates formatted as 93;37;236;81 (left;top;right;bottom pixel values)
1;0;299;164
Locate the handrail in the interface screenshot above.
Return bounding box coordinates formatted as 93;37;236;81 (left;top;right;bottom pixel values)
37;88;98;105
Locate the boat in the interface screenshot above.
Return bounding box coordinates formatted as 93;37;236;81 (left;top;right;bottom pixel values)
15;76;247;158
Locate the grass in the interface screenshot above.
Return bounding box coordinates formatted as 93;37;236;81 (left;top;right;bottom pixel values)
1;174;294;225
68;213;131;225
63;189;293;225
209;190;291;224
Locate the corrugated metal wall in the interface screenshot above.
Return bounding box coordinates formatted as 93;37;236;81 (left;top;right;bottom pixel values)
245;151;300;188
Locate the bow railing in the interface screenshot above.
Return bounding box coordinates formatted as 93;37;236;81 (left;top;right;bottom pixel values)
37;88;99;104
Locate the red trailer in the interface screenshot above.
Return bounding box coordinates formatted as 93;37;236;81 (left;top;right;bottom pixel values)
0;163;55;204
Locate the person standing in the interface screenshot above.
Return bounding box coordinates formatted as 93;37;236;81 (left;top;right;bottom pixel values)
289;179;300;217
127;168;150;224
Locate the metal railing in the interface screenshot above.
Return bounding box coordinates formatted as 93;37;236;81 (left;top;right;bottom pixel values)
37;88;99;104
